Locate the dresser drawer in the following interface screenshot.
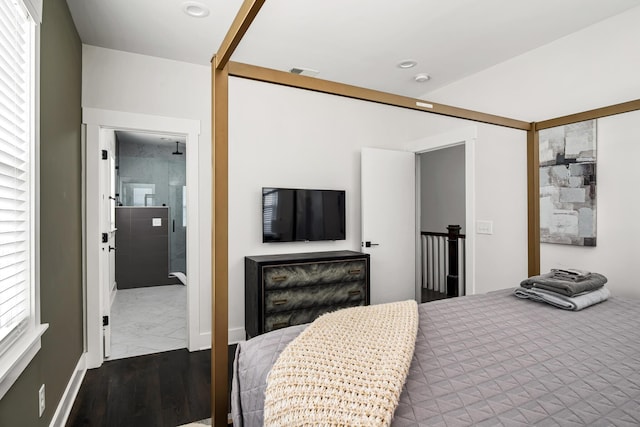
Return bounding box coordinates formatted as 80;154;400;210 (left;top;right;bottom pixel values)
265;281;365;313
264;301;365;332
263;259;366;289
245;251;370;338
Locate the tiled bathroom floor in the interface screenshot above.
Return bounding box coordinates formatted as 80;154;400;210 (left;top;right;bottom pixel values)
107;284;187;360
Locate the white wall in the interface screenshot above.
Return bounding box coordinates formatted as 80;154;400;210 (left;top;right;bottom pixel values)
473;124;528;294
424;6;640;297
424;5;640;122
228;77;528;337
541;110;640;297
419;145;466;234
406;124;528;296
82;45;212;347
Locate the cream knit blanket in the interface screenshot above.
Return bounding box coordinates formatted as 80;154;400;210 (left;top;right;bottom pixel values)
264;300;419;426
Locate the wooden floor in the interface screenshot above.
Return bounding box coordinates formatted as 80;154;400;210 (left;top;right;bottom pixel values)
66;349;211;427
421;288;450;303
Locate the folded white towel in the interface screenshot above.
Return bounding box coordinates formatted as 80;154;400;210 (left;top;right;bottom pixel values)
169;271;187;285
514;286;610;311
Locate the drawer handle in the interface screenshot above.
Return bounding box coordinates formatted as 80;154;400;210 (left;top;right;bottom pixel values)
349;269;362;274
273;299;288;306
348;290;361;297
271;275;287;282
273;322;289;329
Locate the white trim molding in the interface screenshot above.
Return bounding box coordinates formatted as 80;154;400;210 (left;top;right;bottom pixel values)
49;353;87;427
228;328;246;345
0;324;48;399
194;328;245;349
83;108;202;368
404;126;477;297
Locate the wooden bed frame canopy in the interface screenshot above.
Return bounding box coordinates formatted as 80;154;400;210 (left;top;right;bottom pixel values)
211;0;640;423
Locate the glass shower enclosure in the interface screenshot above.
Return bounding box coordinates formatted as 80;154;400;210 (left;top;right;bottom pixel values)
115;131;187;280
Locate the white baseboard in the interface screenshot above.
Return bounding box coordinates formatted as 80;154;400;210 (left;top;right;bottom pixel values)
188;328;245;352
190;332;211;351
228;327;246;345
49;353;87;427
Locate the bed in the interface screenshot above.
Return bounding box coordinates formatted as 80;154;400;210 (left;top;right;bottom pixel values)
231;289;640;426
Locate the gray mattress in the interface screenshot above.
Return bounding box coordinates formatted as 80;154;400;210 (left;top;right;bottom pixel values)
232;289;640;426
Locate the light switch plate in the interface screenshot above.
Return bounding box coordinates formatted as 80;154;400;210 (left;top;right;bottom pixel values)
476;220;493;235
152;218;162;227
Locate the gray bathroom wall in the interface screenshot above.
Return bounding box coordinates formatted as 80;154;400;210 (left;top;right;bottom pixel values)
116;136;186;273
420;144;466;234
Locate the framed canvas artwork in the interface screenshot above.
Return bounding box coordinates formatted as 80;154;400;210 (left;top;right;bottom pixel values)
539;120;596;246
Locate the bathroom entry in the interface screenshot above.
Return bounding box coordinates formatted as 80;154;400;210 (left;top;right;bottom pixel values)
108;130;188;359
115;131;187;283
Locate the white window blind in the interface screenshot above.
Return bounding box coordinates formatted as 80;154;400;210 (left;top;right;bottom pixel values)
0;0;32;354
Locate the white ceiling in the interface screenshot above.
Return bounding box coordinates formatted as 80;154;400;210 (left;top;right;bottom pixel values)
67;0;640;98
66;0;244;64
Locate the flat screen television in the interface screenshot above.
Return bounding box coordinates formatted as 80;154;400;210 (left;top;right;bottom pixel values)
262;187;346;242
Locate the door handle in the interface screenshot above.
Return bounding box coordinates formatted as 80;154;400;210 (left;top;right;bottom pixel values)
109;246;116;252
363;241;379;248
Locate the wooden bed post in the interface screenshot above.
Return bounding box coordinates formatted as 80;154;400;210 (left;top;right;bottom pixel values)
527;122;540;277
211;1;266;424
211;57;229;425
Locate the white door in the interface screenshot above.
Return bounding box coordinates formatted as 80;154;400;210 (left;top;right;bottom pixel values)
361;147;416;304
99;129;117;358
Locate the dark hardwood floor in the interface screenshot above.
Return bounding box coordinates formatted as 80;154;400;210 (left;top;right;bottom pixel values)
421;288;449;303
66;349;211;427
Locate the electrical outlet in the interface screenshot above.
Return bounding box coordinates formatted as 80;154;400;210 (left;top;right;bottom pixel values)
38;384;45;417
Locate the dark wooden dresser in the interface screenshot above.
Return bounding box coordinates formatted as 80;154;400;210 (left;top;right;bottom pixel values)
245;250;370;338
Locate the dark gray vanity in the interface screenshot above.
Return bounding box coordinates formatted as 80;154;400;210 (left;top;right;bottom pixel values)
115;207;179;288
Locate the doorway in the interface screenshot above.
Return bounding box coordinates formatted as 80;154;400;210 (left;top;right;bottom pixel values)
417;145;466;303
84;108;202;369
106;130;188;360
360;129;476;306
406;126;477;300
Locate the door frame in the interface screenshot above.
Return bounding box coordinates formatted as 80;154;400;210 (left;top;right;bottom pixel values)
83;108;201;368
404;126;477;297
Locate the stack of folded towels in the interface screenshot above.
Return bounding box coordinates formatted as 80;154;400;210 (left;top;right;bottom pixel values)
514;268;610;311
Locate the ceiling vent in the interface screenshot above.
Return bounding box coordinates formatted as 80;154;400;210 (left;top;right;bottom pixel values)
289;67;320;77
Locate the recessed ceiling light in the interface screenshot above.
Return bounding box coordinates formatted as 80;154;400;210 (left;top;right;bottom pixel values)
414;73;431;83
182;1;210;18
397;60;417;69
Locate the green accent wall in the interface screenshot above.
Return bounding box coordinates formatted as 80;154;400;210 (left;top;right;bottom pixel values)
0;0;83;425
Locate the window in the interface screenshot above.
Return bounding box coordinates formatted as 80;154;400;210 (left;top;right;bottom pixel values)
0;0;46;399
129;183;155;206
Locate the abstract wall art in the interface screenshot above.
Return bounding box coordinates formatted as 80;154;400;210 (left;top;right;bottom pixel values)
539;120;596;246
